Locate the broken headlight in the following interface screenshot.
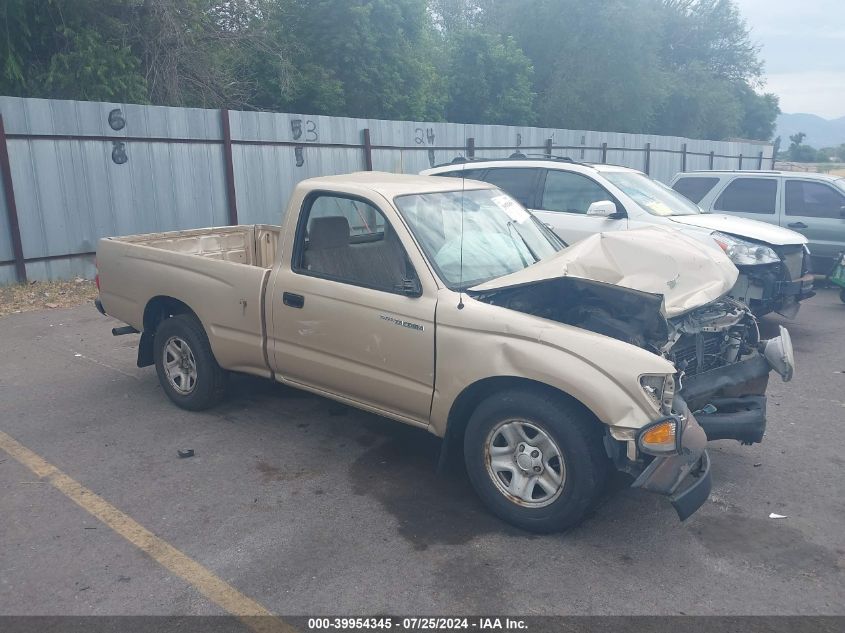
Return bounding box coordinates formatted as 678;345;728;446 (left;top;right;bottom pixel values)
639;374;675;414
712;232;779;266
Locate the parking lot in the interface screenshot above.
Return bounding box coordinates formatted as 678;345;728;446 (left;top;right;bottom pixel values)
1;288;843;617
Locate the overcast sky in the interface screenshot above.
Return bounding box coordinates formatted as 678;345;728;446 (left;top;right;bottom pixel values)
733;0;845;119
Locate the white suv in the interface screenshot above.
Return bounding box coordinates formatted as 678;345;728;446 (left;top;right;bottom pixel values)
422;157;814;317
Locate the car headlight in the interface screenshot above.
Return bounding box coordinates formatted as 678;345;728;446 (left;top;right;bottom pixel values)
712;231;780;265
639;374;675;414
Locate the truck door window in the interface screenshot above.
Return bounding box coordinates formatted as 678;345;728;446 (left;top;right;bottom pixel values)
785;180;845;218
540;170;611;214
672;177;719;204
295;194;416;294
714;178;777;214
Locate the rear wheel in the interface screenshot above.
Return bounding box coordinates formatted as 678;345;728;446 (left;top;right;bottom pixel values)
463;388;608;533
154;314;228;410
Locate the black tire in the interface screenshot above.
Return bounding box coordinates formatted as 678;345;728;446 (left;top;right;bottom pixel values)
463;388;608;533
840;288;845;304
154;314;228;411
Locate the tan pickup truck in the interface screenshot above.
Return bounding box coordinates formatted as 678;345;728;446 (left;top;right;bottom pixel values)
95;172;794;532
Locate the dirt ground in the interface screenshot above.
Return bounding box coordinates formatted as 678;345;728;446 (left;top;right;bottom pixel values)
0;279;98;318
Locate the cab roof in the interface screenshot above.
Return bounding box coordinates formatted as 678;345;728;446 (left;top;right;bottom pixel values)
298;171;495;199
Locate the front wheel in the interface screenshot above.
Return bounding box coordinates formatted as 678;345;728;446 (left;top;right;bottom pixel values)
154;314;228;411
463;389;608;533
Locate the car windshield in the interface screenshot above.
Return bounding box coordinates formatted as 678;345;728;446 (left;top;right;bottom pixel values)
603;171;703;216
394;189;562;289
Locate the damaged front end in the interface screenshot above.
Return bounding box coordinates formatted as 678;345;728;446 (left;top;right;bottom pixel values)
471;277;794;445
467;228;795;519
662;297;794;445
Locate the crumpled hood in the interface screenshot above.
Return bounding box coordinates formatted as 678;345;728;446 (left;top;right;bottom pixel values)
470;226;739;318
668;213;807;246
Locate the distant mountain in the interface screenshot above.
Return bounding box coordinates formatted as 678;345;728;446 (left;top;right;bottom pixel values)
775;113;845;149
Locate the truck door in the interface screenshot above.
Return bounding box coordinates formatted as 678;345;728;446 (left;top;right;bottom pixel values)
268;192;437;425
782;177;845;266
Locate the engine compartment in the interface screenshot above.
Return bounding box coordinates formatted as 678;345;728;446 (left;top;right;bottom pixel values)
470;277;762;381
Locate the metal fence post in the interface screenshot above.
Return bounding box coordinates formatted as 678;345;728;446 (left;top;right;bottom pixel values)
738;153;744;170
644;142;651;175
545;138;553;158
601;142;608;163
757;151;764;170
363;128;374;170
220;109;239;225
709;151;715;169
466;137;475;159
0;114;26;283
681;143;687;172
771;138;780;169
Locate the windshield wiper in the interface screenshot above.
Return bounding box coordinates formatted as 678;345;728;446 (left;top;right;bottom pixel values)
506;221;539;265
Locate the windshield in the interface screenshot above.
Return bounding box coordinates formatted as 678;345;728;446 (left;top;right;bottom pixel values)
395;189;561;289
603;171;703;216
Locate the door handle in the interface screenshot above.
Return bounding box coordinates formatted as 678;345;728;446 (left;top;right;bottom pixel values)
787;222;808;229
283;292;304;308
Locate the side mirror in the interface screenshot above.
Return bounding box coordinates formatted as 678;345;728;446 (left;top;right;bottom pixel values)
586;200;620;218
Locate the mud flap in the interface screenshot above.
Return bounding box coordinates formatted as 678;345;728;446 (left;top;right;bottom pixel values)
137;331;154;368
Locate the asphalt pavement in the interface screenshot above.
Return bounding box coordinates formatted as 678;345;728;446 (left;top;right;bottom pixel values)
0;289;843;616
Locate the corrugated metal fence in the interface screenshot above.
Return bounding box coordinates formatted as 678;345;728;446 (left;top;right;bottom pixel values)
0;96;774;284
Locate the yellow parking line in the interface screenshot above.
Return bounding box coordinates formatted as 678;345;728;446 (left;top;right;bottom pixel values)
0;429;295;633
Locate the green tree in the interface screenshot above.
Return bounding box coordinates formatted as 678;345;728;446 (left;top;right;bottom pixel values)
659;0;762;83
443;31;535;125
502;0;666;133
269;0;444;120
786;132;819;162
736;85;779;141
0;0;146;103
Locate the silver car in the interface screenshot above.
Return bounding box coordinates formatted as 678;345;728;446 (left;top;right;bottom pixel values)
672;170;845;273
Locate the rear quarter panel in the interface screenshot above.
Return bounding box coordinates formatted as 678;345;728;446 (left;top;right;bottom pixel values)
97;238;271;376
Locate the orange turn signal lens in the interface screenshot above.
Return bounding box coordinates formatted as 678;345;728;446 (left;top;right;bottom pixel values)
638;420;678;455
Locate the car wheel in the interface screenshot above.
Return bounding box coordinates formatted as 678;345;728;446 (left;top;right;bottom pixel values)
154;314;228;411
463;388;608;533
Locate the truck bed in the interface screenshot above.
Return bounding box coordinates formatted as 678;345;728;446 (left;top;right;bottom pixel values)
113;225;281;268
97;225;281;378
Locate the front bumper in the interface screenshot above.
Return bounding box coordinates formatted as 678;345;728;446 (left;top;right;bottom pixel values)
737;248;814;317
631;411;711;521
680;355;770;443
675;322;794;444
